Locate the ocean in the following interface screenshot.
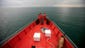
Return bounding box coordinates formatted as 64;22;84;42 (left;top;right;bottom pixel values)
0;7;85;48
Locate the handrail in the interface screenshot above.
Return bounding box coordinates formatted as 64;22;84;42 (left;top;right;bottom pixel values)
47;16;78;48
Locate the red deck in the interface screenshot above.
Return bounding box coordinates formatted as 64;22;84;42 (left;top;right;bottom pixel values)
1;14;74;48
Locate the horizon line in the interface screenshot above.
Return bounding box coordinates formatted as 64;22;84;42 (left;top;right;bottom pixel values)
1;5;85;8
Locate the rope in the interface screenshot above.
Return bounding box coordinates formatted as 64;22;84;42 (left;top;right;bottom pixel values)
47;38;56;48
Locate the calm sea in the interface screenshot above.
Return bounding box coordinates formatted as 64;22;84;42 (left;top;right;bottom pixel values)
0;7;85;48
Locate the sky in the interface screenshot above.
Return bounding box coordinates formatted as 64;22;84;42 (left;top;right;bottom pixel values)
0;0;85;7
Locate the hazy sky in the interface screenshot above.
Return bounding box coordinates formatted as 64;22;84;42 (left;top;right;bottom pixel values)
0;0;85;7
